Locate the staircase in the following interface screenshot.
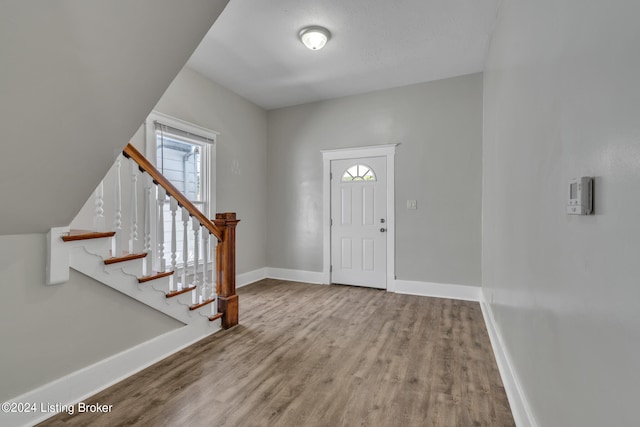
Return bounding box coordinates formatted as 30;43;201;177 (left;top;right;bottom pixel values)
47;143;239;330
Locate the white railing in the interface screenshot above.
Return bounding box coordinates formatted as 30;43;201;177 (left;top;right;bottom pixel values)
89;150;219;309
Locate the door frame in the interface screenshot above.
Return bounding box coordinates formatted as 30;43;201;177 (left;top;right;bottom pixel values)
321;144;398;290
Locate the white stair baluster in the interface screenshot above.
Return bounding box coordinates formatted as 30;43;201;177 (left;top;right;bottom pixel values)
142;174;152;276
112;157;123;257
181;207;189;291
93;181;106;232
211;232;218;315
202;229;209;303
212;232;218;316
192;217;200;305
212;294;218;316
157;187;166;272
169;197;178;291
129;158;138;254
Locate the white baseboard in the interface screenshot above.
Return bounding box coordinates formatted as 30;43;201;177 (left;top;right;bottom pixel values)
393;279;481;301
265;267;325;284
236;267;325;288
236;267;268;288
480;300;538;427
254;272;479;300
0;322;220;427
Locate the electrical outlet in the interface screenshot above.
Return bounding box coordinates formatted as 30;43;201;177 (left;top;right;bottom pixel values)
407;200;417;210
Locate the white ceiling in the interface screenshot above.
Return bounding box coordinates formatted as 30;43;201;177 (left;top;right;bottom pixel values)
187;0;500;110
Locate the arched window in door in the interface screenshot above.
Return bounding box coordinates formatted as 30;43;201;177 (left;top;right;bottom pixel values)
341;164;376;182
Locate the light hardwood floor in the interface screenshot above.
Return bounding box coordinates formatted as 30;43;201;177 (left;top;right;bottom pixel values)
39;279;514;426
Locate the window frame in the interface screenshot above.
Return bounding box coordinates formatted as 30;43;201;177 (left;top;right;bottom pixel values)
145;111;218;270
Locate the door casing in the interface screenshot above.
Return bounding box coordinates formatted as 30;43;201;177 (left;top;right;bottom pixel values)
322;144;398;290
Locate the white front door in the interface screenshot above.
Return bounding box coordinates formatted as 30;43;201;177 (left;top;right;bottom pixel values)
330;157;387;289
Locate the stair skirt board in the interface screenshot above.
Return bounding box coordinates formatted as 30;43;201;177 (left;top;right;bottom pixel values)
69;246;217;325
0;322;220;427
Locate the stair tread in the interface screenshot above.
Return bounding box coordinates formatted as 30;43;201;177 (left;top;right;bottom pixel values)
138;271;174;283
104;252;147;265
189;297;216;311
166;285;197;298
62;229;116;242
209;313;223;322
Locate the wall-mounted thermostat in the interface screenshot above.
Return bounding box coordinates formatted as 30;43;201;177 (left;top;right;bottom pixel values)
567;177;593;215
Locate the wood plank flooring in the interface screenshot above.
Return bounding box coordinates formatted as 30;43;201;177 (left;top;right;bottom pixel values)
39;279;514;427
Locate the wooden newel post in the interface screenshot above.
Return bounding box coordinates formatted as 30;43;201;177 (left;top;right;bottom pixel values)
214;212;240;329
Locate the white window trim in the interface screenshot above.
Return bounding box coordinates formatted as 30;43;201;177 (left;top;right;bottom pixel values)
321;143;398;290
145;111;218;271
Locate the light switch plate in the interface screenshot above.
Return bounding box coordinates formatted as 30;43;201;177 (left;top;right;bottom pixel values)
407;200;417;210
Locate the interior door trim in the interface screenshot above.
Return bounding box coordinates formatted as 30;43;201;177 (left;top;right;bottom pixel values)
321;144;399;290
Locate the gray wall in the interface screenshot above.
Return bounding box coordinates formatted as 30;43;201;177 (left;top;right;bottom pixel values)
0;234;182;401
0;0;228;235
483;1;640;426
153;67;268;275
267;74;483;286
73;67;269;275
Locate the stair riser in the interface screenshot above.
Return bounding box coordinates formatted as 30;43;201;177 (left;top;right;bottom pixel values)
65;237;111;260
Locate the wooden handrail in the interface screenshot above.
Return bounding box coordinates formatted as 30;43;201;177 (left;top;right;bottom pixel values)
123;143;223;242
123;142;239;329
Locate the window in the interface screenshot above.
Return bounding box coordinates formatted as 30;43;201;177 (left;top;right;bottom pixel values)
156;126;207;210
146;112;217;269
341;164;376;182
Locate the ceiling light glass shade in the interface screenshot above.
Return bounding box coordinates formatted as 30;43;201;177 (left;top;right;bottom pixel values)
299;26;331;50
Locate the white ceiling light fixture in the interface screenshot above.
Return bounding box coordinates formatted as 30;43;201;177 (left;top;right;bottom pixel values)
299;26;331;50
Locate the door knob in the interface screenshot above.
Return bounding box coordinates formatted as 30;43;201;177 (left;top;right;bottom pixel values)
380;228;387;232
